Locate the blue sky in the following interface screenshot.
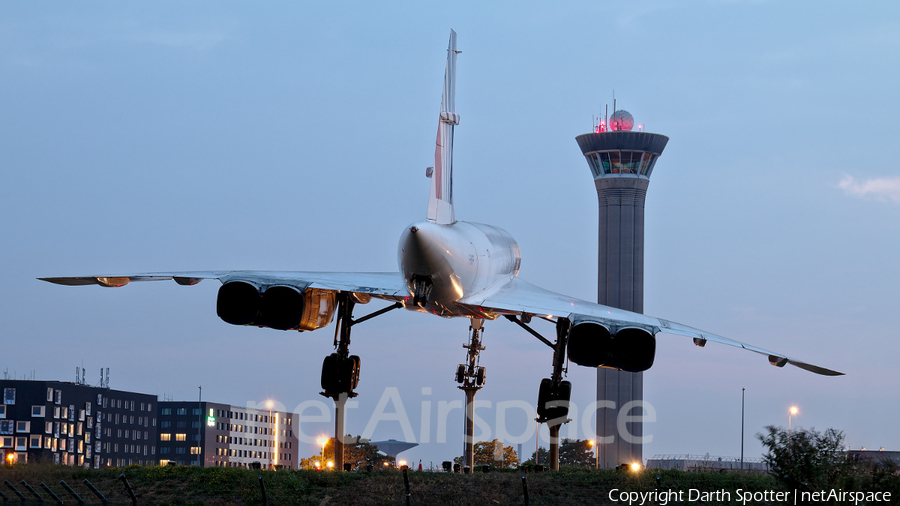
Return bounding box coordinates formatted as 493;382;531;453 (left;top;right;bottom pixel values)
2;1;899;466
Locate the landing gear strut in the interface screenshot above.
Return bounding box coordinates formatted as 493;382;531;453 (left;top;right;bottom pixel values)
506;315;572;471
454;318;486;472
320;293;401;471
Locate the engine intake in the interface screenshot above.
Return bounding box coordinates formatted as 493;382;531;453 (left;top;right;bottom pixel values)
567;319;656;373
216;281;336;331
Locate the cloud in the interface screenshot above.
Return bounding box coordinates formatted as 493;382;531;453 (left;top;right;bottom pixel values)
838;175;900;204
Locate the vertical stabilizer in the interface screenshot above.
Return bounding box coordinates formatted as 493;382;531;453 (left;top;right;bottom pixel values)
427;30;459;225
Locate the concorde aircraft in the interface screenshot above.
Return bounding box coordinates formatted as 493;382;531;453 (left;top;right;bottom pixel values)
42;30;841;415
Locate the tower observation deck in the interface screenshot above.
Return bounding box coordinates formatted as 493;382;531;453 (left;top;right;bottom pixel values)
575;110;668;469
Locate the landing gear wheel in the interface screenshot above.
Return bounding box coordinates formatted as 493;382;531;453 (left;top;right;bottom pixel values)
321;354;339;394
475;366;486;386
536;378;572;421
455;364;466;384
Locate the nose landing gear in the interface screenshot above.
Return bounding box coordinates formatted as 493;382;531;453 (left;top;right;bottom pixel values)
455;318;486;472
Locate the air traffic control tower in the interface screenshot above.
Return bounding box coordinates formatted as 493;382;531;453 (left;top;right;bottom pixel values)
575;110;668;469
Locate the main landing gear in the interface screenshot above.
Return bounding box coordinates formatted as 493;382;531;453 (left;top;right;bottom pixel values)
506;315;572;471
454;318;486;472
320;293;401;471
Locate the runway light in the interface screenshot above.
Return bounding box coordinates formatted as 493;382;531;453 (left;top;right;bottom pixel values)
630;463;641;472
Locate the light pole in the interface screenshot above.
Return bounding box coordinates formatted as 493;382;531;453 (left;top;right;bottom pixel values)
740;388;745;472
318;436;328;469
588;440;597;469
789;406;798;439
266;400;274;469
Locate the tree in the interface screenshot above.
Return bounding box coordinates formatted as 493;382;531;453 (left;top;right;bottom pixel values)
474;439;519;468
559;439;595;468
455;440;520;469
757;425;848;492
523;446;549;466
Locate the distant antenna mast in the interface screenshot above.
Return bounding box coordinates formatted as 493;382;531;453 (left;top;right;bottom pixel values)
75;366;80;385
106;367;110;389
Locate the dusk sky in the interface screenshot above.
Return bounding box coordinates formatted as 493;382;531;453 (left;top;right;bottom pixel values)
2;2;899;467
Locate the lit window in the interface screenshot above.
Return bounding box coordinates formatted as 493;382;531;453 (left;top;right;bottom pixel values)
176;434;186;442
160;433;171;441
191;446;201;455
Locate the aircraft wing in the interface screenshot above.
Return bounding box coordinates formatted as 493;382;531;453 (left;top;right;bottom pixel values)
458;278;844;377
40;271;409;299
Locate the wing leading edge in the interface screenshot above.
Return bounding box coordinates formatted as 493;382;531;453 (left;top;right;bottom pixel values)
40;271;408;299
458;278;843;377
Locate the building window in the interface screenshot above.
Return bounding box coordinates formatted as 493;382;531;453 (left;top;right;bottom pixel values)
0;405;5;419
161;421;171;428
45;422;52;434
3;388;15;405
55;390;62;405
176;408;187;415
175;434;186;442
1;436;12;447
160;433;171;441
16;421;30;433
192;408;200;416
161;408;171;415
140;403;145;411
175;447;185;454
176;421;187;428
54;406;59;419
190;446;200;455
16;437;27;450
31;405;46;417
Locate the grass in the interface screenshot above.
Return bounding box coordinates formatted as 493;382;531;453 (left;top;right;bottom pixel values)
0;463;784;505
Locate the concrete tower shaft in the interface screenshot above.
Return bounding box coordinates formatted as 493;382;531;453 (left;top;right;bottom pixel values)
575;127;668;469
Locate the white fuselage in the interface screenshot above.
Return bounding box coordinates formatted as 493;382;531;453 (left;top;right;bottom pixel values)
398;220;521;317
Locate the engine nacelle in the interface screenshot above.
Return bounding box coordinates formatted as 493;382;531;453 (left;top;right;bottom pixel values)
566;318;656;373
216;281;336;331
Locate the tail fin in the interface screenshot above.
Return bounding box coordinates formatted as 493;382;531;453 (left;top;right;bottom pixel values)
426;29;459;225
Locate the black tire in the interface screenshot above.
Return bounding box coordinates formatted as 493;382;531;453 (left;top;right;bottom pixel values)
547;380;572;421
348;355;361;390
321;354;339;393
475;367;486;386
536;378;553;419
455;364;465;384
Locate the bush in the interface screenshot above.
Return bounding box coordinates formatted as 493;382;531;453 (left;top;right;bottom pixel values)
757;425;849;492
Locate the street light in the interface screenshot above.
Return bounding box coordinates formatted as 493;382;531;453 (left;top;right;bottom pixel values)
266;401;274;469
588;440;597;469
318;436;328;468
789;406;798;439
